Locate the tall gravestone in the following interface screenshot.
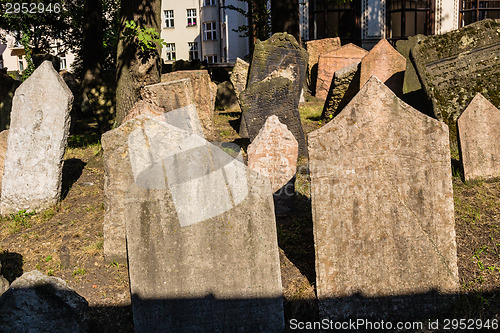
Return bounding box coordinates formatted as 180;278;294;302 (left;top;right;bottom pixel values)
239;76;307;156
141;79;204;137
309;76;458;320
247;32;308;104
315;43;367;100
230;57;249;98
161;70;217;139
458;93;500;181
305;37;341;94
359;39;406;95
411;19;500;147
123;116;284;332
396;34;427;94
0;61;73;214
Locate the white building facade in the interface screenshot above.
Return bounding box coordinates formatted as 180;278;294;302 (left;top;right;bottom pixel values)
160;0;249;64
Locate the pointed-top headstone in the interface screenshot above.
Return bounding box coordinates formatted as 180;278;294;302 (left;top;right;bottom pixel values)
316;43;367;100
305;37;341;92
230;57;249;98
309;76;458;320
247;115;298;193
359;39;406;95
0;61;73;214
458;93;500;181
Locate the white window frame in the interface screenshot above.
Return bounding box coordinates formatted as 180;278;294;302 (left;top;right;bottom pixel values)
18;55;24;71
188;42;199;61
59;54;67;70
204;54;217;64
204;0;216;6
203;22;217;40
164;10;174;28
165;43;176;61
187;9;197;26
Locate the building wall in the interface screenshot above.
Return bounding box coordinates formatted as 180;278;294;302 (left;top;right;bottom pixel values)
221;0;249;62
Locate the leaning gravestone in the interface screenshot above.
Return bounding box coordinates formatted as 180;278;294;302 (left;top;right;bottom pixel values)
248;116;298;214
309;76;458;320
458;93;500;181
239;76;307;156
315;43;367;100
141;79;204;137
161;70;217;139
123;116;284;332
305;37;341;93
359;39;406;95
412;19;500;147
0;61;73;214
321;62;360;121
230;57;249;98
396;34;427;94
248;32;308;104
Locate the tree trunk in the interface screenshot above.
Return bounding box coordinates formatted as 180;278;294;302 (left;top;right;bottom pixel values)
115;0;161;127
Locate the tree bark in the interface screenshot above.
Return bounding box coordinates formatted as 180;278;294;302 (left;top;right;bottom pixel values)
115;0;161;127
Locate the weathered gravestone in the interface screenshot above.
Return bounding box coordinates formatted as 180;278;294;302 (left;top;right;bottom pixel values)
309;76;458;320
359;39;406;95
122;116;284;332
0;61;73;214
458;93;500;181
396;34;427;94
230;57;249;98
239;76;307;156
141;79;204;137
305;37;341;93
102;98;203;264
161;70;217;139
321;62;360;121
0;130;8;193
411;19;500;147
247;32;308;104
248;116;298;214
315;43;367;100
216;81;239;110
0;270;88;332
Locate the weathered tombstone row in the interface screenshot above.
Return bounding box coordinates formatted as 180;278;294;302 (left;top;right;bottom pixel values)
305;37;341;94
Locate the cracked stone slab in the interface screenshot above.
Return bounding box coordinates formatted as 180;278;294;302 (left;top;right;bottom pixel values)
309;76;458;320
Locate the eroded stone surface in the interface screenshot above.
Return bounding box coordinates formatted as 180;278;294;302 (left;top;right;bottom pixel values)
0;270;88;332
0;61;73;214
161;70;217;139
458;93;500;181
123;117;284;332
239;76;307;156
248;33;308;104
411;19;500;147
315;43;367;100
309;76;458;320
305;37;341;92
0;130;8;194
247;115;298;192
230;57;249;98
141;79;204;137
123;100;166;123
321;62;360;121
359;39;406;95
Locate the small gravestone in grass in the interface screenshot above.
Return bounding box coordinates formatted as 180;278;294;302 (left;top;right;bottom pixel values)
0;61;73;214
458;93;500;181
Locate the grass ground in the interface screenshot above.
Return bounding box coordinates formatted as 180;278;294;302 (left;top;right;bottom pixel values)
0;101;498;332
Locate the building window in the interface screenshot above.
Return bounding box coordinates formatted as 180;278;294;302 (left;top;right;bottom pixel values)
460;0;500;27
309;0;361;44
204;0;216;6
188;42;199;60
18;55;24;71
165;10;174;28
203;22;217;40
187;9;197;26
386;0;434;42
204;54;217;64
165;43;176;61
59;54;67;70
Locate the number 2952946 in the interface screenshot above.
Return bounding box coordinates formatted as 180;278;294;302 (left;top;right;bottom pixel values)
4;2;62;14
